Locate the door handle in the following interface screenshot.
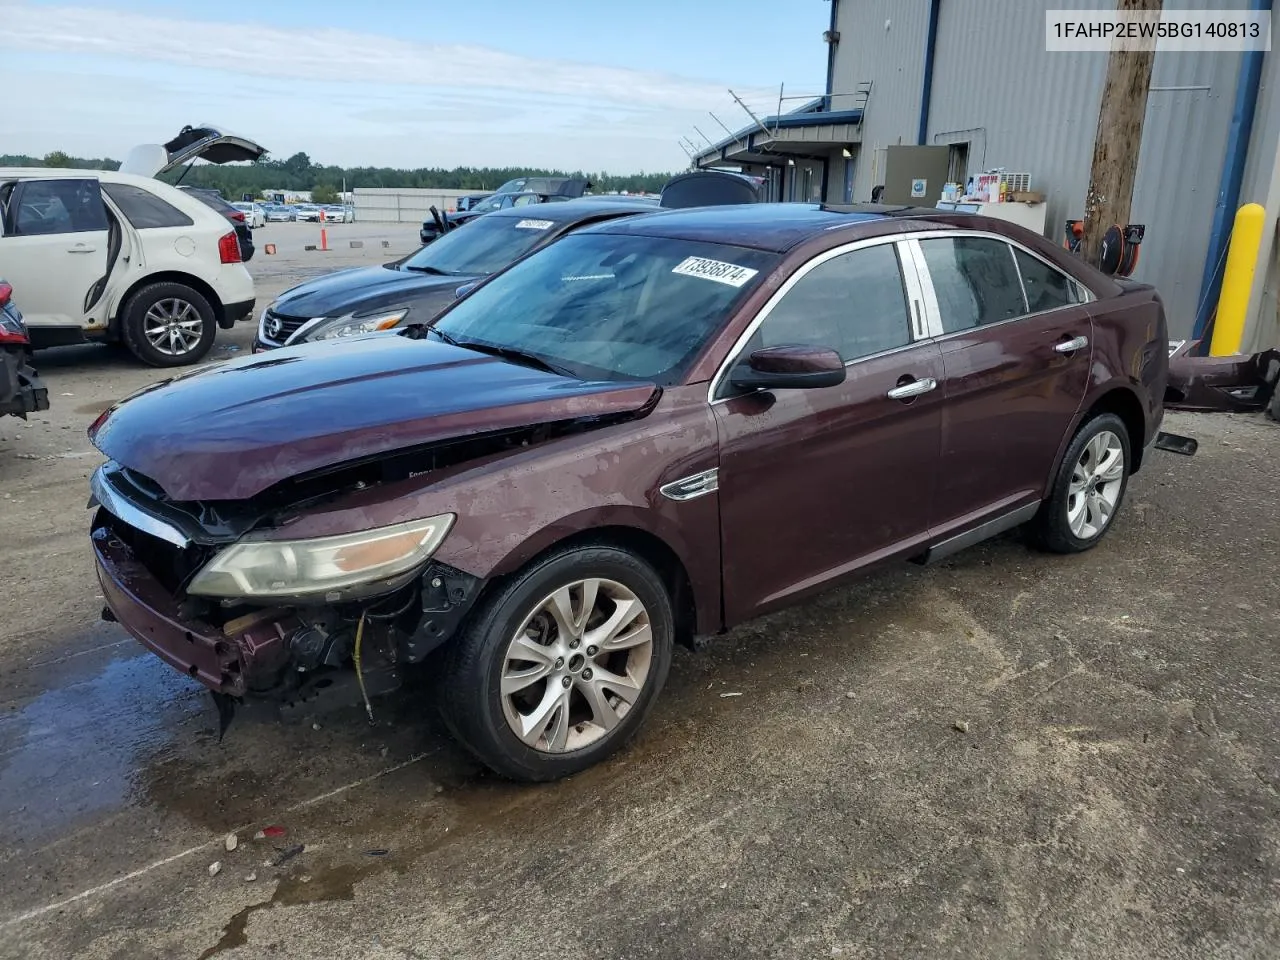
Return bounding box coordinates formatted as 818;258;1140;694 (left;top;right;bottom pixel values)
67;245;97;254
1054;335;1089;354
886;377;937;400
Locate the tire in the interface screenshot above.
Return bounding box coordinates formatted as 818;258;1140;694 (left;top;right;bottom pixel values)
120;282;217;367
439;544;674;782
1031;412;1131;554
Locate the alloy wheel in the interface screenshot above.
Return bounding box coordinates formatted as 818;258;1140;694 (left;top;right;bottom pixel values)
1066;429;1125;540
500;577;653;754
143;298;204;356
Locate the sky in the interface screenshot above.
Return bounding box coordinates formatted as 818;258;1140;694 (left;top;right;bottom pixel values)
4;0;829;173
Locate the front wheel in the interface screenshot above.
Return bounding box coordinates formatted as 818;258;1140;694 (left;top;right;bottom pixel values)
439;545;674;782
1031;412;1131;553
120;282;217;367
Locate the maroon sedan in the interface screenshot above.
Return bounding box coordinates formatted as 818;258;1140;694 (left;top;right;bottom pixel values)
88;203;1169;781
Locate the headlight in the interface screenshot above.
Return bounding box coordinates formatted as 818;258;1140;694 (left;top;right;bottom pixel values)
187;514;453;599
308;308;408;341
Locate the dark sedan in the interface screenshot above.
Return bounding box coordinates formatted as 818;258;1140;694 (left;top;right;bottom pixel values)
89;203;1172;782
254;197;656;350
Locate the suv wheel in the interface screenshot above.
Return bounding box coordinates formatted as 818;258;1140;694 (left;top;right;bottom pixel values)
440;545;674;782
121;282;217;367
1031;412;1131;553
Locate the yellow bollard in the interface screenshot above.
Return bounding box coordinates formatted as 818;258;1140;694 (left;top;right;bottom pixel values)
1210;202;1266;356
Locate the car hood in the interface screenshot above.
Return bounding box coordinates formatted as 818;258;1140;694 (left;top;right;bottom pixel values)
119;124;267;178
272;265;478;322
89;334;658;501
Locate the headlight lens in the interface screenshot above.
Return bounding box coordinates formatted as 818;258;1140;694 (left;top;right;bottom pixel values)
187;514;453;599
309;308;408;341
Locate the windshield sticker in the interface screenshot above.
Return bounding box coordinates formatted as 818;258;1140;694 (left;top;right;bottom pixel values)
515;219;554;230
671;256;759;287
562;273;615;282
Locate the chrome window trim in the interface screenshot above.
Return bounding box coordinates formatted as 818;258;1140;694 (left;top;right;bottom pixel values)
908;229;1097;344
707;232;925;404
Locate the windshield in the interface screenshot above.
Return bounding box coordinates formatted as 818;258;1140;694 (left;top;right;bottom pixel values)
401;215;555;276
471;194;511;214
493;178;527;194
432;233;778;384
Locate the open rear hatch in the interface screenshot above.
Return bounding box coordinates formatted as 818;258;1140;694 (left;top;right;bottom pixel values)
119;125;267;178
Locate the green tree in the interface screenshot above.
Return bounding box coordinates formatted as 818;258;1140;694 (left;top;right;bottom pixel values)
311;184;339;204
42;151;73;168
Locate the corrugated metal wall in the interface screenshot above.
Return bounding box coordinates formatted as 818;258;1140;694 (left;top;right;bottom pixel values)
831;0;931;203
1241;38;1280;351
833;0;1260;337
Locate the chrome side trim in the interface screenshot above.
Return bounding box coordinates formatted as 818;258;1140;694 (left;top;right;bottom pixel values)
659;468;719;502
90;466;190;548
916;501;1041;565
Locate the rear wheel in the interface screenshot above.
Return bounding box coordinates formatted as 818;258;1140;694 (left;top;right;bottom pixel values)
439;545;674;782
120;282;217;367
1031;412;1130;553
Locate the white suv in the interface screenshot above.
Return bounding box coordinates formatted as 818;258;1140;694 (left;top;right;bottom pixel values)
0;126;262;367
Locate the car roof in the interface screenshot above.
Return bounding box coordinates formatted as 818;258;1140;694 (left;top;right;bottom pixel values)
0;167;179;190
482;196;658;224
583;202;951;252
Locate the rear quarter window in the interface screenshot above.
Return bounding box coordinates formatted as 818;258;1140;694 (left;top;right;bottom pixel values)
102;183;194;229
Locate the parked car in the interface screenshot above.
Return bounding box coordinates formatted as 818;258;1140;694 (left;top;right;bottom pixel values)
0;124;261;366
455;193;492;212
321;205;353;223
180;187;255;263
87;202;1171;781
0;279;49;419
294;205;322;222
263;204;296;222
232;202;266;228
420;179;591;244
255;197;657;350
420;192;559;244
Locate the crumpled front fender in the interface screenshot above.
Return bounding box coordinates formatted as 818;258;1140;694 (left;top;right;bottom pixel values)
1165;339;1280;413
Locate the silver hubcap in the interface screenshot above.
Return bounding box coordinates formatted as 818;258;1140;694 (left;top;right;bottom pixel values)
1067;429;1125;540
143;298;204;356
500;578;653;754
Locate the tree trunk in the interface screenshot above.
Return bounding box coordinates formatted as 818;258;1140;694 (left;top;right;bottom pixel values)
1082;0;1163;267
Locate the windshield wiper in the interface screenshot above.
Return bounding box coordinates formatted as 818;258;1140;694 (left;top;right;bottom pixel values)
402;264;451;275
426;325;461;346
452;339;576;378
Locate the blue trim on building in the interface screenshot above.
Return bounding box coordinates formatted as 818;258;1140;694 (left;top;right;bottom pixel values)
918;0;941;145
1193;0;1272;340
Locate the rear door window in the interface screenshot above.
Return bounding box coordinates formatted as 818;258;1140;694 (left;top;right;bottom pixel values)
1013;247;1079;313
747;242;913;362
102;182;194;228
8;179;108;236
918;236;1027;333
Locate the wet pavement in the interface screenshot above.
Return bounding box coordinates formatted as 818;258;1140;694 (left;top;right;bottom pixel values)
2;240;1278;957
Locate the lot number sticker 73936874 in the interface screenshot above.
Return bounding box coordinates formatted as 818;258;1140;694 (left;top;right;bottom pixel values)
671;256;759;288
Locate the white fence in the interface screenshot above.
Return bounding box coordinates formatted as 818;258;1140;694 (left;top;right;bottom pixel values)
353;188;474;224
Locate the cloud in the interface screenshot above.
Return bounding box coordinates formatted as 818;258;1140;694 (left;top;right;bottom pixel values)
6;3;772;112
3;2;822;170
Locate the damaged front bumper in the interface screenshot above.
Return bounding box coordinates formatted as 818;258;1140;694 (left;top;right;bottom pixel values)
1166;340;1280;413
91;508;482;721
0;348;49;418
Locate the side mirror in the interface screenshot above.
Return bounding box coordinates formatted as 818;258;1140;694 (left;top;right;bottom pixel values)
454;280;480;299
729;345;846;391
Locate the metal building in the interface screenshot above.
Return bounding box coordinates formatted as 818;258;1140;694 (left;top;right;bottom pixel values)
694;0;1279;345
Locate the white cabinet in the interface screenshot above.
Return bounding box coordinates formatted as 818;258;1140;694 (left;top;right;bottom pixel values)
935;200;1048;236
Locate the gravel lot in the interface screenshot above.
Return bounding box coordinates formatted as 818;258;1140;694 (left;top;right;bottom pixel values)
1;224;1277;959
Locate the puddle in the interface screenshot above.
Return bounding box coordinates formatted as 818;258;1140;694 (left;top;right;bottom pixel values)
199;861;375;959
0;653;202;841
